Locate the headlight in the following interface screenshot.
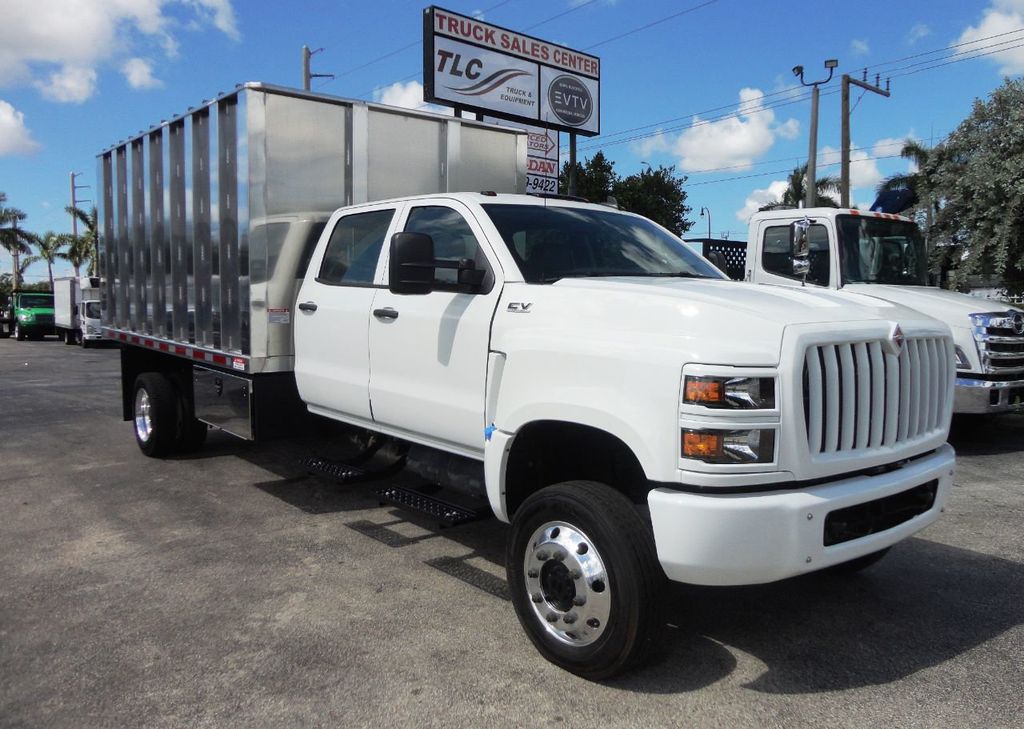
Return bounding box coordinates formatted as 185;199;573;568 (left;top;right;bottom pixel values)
18;313;32;322
683;375;776;409
682;428;776;463
954;345;972;370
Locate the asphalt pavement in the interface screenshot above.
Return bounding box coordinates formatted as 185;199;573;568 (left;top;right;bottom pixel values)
1;337;1022;729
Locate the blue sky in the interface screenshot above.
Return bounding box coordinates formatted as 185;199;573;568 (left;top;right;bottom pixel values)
2;0;1023;284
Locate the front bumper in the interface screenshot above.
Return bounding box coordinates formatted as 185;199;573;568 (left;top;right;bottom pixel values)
648;443;955;586
953;376;1024;414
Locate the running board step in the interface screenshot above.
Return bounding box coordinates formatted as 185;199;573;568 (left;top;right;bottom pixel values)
376;486;486;526
301;456;369;483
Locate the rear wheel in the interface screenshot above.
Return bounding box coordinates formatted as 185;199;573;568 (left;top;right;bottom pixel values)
63;329;75;345
133;374;178;457
507;481;666;680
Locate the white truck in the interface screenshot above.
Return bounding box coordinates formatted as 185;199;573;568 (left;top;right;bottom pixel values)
693;207;1024;415
54;276;103;347
100;85;956;679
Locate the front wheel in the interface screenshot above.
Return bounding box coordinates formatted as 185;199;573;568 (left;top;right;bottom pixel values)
507;481;666;680
14;323;24;341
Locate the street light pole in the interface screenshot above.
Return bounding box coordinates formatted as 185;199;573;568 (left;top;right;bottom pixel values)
793;59;839;208
700;206;711;240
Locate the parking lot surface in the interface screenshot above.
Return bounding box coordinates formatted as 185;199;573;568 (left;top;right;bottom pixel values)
1;337;1022;729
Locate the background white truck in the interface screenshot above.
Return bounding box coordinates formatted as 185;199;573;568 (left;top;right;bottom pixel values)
54;276;103;347
691;207;1024;415
99;85;956;678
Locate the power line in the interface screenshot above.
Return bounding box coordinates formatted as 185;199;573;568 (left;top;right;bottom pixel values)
583;0;718;50
686;153;905;187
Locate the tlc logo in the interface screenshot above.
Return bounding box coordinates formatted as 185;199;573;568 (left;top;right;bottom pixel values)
437;50;483;79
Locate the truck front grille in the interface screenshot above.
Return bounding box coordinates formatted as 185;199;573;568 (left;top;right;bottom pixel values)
972;311;1024;375
802;337;952;456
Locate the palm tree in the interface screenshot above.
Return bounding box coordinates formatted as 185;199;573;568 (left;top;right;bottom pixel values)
65;205;98;276
760;164;840;210
876;140;937;239
1;192;33;290
28;231;71;291
59;235;94;278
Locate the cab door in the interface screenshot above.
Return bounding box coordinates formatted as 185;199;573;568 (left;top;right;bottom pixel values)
294;204;400;422
368;200;503;457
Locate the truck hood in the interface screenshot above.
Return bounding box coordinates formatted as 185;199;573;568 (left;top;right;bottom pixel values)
494;277;940;367
842;284;1020;331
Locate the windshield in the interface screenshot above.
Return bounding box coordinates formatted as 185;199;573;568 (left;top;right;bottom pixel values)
84;301;102;319
18;294;53;308
837;215;928;286
481;204;724;283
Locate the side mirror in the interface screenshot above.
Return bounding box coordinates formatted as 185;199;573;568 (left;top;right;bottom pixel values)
456;259;486;292
790;218;812;279
389;232;435;295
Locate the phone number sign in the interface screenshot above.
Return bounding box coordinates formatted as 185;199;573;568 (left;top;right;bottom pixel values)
423;5;600;136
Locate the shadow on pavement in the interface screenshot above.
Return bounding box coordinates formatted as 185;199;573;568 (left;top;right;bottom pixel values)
948;413;1024;455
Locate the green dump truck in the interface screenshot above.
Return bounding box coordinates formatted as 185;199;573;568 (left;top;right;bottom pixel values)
4;291;56;341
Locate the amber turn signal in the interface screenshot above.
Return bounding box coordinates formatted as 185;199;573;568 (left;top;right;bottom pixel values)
682;431;723;459
684;377;724;405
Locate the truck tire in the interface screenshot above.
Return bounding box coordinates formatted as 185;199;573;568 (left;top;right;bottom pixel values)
14;323;24;341
63;330;75;345
133;373;179;457
826;547;891;575
506;481;666;680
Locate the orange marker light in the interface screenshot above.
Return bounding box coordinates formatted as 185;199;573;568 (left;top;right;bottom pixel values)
684;378;724;404
682;431;723;459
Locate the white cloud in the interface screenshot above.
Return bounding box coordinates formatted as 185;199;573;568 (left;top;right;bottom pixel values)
185;0;241;41
0;100;41;155
0;1;239;102
735;179;790;222
372;80;453;115
121;58;162;89
35;65;96;103
634;88;800;173
957;1;1024;75
906;23;931;44
819;143;883;192
851;39;870;55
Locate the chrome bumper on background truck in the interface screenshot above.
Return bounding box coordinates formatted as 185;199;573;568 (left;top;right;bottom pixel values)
649;444;955;586
954;376;1024;414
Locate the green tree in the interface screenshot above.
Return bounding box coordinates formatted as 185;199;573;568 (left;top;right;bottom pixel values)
612;165;693;236
59;235;93;278
28;231;70;291
558;151;617;203
760;164;840;210
1;192;33;290
65;205;98;276
927;79;1024;294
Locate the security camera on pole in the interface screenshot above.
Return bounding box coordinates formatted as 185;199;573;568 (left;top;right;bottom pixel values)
793;59;838;208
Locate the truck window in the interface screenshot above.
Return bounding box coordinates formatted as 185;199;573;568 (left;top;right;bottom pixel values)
318;209;395;285
836;215;928;286
404;206;493;290
762;224;830;286
17;294;54;308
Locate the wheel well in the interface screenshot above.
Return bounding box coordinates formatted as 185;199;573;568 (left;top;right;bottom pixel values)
503;421;649;517
119;346;194;421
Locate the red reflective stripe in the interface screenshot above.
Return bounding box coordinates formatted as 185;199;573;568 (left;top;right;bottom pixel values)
174;346;187;356
158;342;169;352
131;336;140;344
212;354;227;365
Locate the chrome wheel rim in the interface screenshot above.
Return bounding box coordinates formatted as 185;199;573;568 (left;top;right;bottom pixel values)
134;388;153;443
523;521;611;646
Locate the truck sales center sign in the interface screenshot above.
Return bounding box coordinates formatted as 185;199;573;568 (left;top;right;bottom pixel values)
424;6;600;136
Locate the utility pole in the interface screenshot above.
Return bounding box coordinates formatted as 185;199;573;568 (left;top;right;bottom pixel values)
793;59;839;208
301;45;335;91
841;72;890;207
69;172;90;237
568;133;577;197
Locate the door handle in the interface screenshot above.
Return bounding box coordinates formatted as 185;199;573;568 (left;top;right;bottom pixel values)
373;307;399;320
298;301;318;313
